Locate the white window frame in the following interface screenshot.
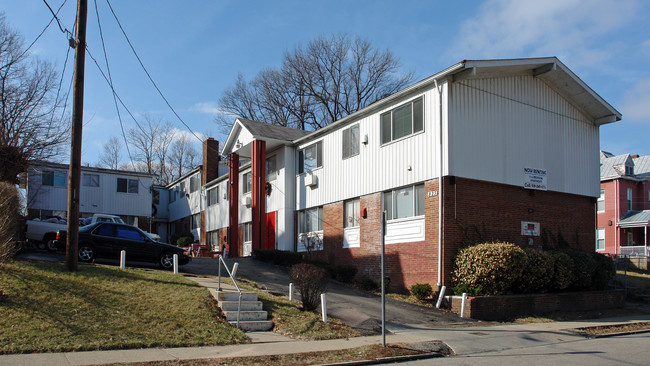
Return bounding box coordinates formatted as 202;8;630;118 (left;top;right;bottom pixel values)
298;206;323;234
266;156;277;181
342;124;360;159
207;186;218;206
382;183;425;221
380;97;424;145
627;188;633;211
189;174;200;193
82;173;99;187
344;198;360;228
117;178;138;194
298;141;323;174
243;172;252;194
596;228;605;251
597;189;605;212
243;222;252;243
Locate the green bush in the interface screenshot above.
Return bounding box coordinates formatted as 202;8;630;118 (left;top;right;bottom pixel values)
332;264;358;283
176;236;195;247
515;249;553;293
452;242;527;295
289;263;328;311
548;251;574;291
565;249;596;290
452;282;483;296
170;231;194;246
410;283;433;300
591;252;615;290
359;278;378;291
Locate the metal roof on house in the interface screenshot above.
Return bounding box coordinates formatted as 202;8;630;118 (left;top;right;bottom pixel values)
600;153;631;179
633;155;650;179
619;210;650;227
600;152;650;181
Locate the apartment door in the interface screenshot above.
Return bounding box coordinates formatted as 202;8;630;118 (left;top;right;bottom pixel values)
265;212;276;250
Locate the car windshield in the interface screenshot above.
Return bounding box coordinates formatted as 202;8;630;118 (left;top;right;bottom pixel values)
79;223;100;232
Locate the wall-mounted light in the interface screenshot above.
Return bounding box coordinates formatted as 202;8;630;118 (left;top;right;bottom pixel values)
362;134;368;145
235;140;242;149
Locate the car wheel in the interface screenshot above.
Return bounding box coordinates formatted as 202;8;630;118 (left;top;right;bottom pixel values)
159;252;174;270
46;239;58;252
78;245;95;262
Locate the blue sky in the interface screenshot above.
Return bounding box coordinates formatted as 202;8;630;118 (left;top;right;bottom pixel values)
2;0;649;165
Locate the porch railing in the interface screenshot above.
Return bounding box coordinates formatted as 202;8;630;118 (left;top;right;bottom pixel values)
619;246;649;257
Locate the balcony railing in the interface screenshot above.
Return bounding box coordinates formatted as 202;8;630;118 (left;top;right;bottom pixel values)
619;246;649;257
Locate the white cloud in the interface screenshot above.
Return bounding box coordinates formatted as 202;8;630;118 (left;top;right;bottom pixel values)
171;127;207;144
620;78;650;121
445;0;638;66
191;101;222;116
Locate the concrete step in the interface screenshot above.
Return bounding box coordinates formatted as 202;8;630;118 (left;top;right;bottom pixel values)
223;310;268;321
229;320;274;332
219;300;263;311
215;290;259;301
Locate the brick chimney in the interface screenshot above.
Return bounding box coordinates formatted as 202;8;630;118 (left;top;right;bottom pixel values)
202;138;220;185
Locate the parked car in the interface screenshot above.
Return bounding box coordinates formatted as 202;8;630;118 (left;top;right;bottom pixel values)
53;222;191;270
26;214;126;251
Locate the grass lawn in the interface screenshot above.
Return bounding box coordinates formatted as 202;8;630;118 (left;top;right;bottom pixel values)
237;279;361;340
616;270;650;295
0;261;248;354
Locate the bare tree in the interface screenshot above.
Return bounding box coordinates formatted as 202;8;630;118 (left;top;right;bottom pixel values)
218;34;413;131
126;114;174;184
0;15;70;183
168;134;198;181
98;136;122;169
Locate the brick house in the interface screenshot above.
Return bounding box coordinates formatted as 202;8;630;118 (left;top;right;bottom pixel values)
597;151;650;257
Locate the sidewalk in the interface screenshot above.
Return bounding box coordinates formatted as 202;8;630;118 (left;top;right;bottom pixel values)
2;273;649;366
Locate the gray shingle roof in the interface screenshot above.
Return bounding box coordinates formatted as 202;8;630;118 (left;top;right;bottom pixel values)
238;118;311;142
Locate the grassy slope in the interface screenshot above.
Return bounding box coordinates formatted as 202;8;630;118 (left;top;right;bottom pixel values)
0;261;248;354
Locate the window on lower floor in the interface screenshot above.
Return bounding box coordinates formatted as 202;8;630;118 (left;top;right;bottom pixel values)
344;198;360;228
627;231;634;246
597;189;605;212
206;230;219;246
191;214;200;230
243;222;252;243
298;206;323;234
596;228;605;251
382;183;425;220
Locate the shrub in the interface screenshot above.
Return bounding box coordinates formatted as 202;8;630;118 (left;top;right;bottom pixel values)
515;249;553;293
452;242;527;295
0;182;21;266
565;249;596;290
332;264;358;283
410;283;433;301
170;231;194;246
288;263;328;311
548;251;574;291
359;278;378;291
591;252;615;290
452;282;483;296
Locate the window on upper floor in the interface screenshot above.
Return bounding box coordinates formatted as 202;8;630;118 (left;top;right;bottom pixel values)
298;141;322;174
627;188;633;211
596;228;605;251
243;172;252;193
342;124;360;159
207;186;218;206
380;97;423;145
42;171;67;187
169;189;176;203
344;198;360;228
298;206;323;234
191;213;200;230
180;181;186;195
382;183;425;220
82;174;99;187
189;174;200;193
597;189;605;212
117;178;138;194
266;156;277;181
152;190;160;205
625;165;634;176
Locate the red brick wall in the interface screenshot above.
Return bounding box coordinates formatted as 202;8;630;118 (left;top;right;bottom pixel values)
322;180;441;292
447;290;625;321
441;176;596;286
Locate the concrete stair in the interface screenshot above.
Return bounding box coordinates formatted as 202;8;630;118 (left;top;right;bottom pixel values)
211;288;273;332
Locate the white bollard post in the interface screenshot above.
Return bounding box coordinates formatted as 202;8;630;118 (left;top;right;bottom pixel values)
460;293;467;318
173;254;178;274
321;293;327;323
232;262;239;278
289;283;294;301
120;250;126;269
436;285;446;309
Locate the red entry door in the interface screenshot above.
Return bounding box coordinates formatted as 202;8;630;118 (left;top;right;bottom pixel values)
265;212;276;250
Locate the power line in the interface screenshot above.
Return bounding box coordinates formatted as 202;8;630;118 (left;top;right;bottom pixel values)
103;0;204;145
41;0;73;37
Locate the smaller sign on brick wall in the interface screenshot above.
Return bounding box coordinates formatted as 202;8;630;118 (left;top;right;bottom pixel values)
521;221;540;236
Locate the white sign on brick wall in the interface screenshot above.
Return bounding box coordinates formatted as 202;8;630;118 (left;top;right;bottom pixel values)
521;221;540;236
523;167;547;191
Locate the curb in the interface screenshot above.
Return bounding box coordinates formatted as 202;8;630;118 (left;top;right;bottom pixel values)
314;352;444;366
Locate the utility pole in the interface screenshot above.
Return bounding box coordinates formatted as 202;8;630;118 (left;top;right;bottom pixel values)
66;0;88;271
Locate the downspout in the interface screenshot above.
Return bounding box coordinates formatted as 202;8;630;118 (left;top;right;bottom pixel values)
615;179;618;255
435;79;444;287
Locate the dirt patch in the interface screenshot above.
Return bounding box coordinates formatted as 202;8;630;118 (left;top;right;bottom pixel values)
571;321;650;337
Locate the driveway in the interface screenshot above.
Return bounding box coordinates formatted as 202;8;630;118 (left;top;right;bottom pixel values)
183;257;475;335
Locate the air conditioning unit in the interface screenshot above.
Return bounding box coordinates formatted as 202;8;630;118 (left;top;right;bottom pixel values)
304;174;318;187
242;196;252;207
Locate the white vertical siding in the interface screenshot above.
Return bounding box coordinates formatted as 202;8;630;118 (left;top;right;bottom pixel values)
167;171;202;222
295;87;443;210
447;75;599;197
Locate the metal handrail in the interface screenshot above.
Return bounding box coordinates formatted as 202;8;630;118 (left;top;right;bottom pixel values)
217;255;242;329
